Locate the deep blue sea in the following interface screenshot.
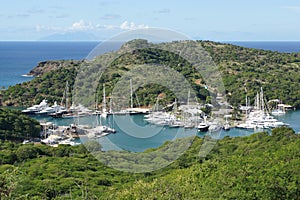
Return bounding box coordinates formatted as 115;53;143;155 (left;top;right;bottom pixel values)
228;41;300;53
1;41;299;151
0;42;99;88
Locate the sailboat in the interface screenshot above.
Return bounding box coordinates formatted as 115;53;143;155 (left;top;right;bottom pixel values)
49;81;70;118
237;87;287;129
113;79;149;115
223;115;231;131
101;84;108;118
270;99;286;116
86;105;116;138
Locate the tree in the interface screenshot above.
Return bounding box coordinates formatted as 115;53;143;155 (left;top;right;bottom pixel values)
83;140;102;153
15;145;39;161
0;167;19;199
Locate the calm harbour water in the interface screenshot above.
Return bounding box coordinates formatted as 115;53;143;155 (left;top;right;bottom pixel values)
1;41;300;151
32;110;300;152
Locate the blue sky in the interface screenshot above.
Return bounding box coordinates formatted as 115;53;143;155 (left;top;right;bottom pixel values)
1;0;300;41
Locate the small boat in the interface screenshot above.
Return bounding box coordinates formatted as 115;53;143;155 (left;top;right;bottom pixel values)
198;123;209;132
85;125;116;138
223;122;230;131
58;138;81;146
271;109;286;116
197;115;209;132
208;122;222;133
223;115;231;131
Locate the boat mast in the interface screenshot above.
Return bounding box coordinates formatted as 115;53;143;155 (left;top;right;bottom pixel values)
245;95;248;119
187;89;190;106
109;97;112;113
174;98;178;114
95;93;100;125
65;81;69;109
256;92;260;110
102;84;106;113
130;79;133;109
260;87;264;113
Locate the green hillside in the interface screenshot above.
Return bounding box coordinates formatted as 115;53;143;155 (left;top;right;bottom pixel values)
0;127;299;199
1;40;300;108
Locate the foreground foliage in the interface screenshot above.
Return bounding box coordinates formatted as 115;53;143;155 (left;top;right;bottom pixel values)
0;109;40;141
0;127;299;199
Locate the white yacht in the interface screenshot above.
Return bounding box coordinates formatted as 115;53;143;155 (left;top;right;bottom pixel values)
22;99;49;114
271;109;286;116
36;101;66;115
197;115;210;132
237;88;287;129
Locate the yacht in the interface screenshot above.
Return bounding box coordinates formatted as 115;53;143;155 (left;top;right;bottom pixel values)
22;99;49;114
197;115;210;132
61;104;93;118
271;109;286;116
237;88;287;129
223;115;231;131
223;122;230;131
36;101;66;115
197;122;210;132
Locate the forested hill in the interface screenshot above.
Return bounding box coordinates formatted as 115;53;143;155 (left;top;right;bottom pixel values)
1;40;300;108
199;40;300;107
0;108;40;141
1;127;299;199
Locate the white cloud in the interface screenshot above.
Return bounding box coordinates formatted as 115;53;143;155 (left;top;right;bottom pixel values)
120;21;149;30
70;20;94;31
36;20;149;33
36;20;96;32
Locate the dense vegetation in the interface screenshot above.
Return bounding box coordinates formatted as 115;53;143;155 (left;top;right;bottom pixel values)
199;41;300;107
1;40;300;108
0;127;299;199
1;62;78;107
0;109;40;141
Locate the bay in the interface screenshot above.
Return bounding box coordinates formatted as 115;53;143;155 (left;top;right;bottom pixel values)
1;41;300;152
31;110;300;152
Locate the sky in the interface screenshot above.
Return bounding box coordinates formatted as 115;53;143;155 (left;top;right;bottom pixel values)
1;0;300;41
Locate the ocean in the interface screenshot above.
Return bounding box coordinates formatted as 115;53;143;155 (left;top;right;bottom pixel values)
0;41;99;88
1;41;299;151
228;41;300;53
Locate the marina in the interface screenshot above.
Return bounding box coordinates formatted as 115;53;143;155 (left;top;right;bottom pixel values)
28;108;300;152
19;83;297;152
